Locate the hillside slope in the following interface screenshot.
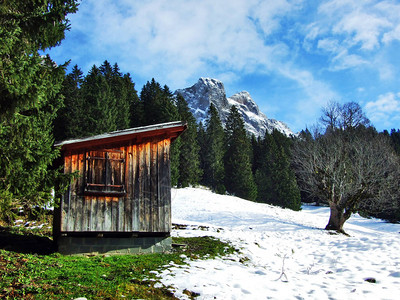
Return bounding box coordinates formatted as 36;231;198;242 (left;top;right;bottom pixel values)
157;187;400;299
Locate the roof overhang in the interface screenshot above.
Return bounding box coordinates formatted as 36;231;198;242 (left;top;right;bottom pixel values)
55;121;187;151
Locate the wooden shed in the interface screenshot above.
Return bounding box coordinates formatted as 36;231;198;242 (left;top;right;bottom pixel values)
53;121;186;255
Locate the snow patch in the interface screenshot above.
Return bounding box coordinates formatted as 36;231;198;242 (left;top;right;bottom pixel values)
157;187;400;299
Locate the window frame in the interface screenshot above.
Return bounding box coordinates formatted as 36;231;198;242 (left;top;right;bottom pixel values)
84;149;126;196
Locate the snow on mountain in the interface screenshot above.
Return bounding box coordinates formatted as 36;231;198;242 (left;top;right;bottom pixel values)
156;187;400;299
175;78;293;137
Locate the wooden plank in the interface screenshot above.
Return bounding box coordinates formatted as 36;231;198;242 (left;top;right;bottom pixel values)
157;140;163;232
76;152;83;194
71;152;82;231
118;196;124;231
82;195;90;231
111;196;118;231
61;154;72;231
104;196;112;231
163;139;172;232
78;152;85;206
118;147;126;232
97;196;105;232
151;141;158;232
138;143;145;231
144;141;151;232
132;144;140;231
124;147;133;231
80;153;91;232
89;196;97;231
67;153;75;231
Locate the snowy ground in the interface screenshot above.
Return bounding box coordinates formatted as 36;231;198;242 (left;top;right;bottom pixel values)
156;187;400;300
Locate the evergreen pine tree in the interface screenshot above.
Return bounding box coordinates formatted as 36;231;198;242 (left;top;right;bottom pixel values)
118;72;139;129
176;94;202;187
80;65;117;135
197;121;207;178
273;147;302;211
224;106;257;201
254;130;301;211
0;0;78;222
101;61;137;130
389;129;400;156
254;132;278;204
56;61;140;139
203;104;226;194
0;0;78;118
140;79;179;125
53;65;85;140
130;90;145;128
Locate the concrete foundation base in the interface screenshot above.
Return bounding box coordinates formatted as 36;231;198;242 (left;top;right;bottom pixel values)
57;235;172;256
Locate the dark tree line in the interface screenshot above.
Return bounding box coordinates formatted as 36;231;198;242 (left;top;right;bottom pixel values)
54;61;139;140
197;104;301;210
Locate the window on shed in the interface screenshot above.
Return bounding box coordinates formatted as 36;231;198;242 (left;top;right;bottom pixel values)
84;150;126;196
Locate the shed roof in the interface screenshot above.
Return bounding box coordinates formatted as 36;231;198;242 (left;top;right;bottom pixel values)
55;121;187;151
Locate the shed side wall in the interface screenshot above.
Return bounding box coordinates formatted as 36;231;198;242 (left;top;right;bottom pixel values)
60;138;172;233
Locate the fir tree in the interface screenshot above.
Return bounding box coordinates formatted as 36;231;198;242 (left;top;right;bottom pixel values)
254;130;301;210
254;132;278;204
53;65;85;140
80;65;117;135
273;147;302;211
55;61;140;139
197;121;207;176
224;106;257;201
0;0;78;119
0;0;78;222
140;79;179;125
118;72;139;129
203;104;226;194
101;61;136;130
389;129;400;156
176;94;202;187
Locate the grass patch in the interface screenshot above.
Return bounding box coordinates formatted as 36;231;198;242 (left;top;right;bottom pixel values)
0;231;235;299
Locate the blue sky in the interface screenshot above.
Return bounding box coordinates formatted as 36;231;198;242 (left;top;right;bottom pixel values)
46;0;400;133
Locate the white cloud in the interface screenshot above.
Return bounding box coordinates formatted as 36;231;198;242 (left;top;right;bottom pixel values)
383;24;400;44
64;0;319;89
365;92;400;128
332;11;390;50
331;50;368;70
304;0;400;73
317;38;340;52
71;0;300;88
317;38;368;70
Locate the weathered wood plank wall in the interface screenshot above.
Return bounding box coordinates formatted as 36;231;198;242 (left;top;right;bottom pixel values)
60;137;172;233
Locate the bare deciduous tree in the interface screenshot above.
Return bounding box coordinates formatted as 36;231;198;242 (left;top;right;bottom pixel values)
293;102;399;233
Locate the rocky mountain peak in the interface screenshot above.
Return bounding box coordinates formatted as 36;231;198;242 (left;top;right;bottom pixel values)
228;91;260;116
175;78;293;137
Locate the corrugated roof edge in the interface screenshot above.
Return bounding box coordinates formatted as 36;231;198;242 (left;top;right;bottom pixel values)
54;121;187;147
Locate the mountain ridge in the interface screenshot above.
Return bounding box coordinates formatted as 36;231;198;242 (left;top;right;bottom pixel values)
175;77;293;137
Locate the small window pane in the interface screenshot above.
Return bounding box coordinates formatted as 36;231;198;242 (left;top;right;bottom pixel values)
85;150;125;196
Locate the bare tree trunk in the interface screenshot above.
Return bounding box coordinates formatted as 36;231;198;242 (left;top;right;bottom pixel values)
325;202;347;233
